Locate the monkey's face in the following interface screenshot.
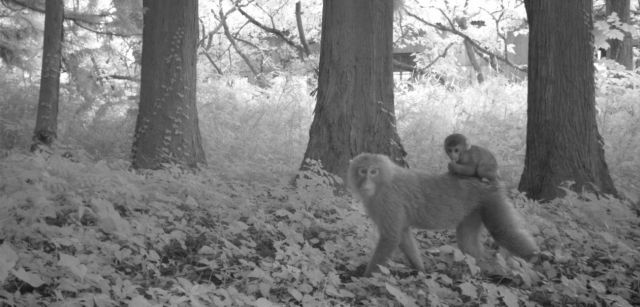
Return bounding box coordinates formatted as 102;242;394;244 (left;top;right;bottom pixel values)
445;145;463;162
348;153;393;201
356;166;379;198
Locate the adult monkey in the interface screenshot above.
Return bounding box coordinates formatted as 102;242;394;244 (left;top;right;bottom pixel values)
347;153;538;276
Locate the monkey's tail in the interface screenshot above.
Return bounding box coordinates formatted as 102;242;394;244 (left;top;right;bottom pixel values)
479;191;540;260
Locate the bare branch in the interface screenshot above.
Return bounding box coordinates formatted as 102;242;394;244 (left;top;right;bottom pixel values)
406;10;526;73
422;42;455;70
71;20;141;37
295;1;310;56
3;0;140;36
234;4;305;58
438;8;457;29
199;51;223;75
199;7;236;49
106;74;139;82
481;7;509;63
219;8;259;76
4;0;109;24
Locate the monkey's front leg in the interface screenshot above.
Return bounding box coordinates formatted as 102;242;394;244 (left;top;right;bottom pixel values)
365;235;401;276
449;162;477;177
364;213;405;276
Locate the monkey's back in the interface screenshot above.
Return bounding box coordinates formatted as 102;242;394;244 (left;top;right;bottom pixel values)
349;153;499;231
385;169;491;230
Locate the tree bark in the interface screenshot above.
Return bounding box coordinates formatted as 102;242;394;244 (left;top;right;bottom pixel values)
301;0;406;180
520;0;617;200
606;0;633;69
132;0;205;169
32;0;64;149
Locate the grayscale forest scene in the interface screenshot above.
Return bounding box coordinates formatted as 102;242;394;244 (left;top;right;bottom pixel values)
1;0;639;306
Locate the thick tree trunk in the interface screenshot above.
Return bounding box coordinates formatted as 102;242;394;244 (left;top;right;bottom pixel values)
302;0;406;180
132;0;205;169
520;0;617;200
32;0;64;149
606;0;633;69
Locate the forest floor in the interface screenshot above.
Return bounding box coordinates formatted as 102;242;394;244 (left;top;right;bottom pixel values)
1;149;639;306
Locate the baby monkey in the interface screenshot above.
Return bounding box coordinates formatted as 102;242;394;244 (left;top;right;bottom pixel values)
444;133;499;182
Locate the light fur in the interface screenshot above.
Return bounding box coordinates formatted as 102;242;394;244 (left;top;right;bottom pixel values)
444;133;499;182
348;153;538;276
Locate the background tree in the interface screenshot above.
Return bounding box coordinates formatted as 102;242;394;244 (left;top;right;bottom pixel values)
301;0;406;180
132;0;205;169
606;0;633;69
32;0;64;150
520;0;618;200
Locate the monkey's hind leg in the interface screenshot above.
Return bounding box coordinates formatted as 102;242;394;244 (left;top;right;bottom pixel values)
456;209;486;259
399;228;425;271
476;163;499;182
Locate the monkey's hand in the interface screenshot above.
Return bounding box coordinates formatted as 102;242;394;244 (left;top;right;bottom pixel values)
447;162;456;174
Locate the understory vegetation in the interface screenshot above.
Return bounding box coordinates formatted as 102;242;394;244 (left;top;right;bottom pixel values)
1;67;640;306
1;146;639;306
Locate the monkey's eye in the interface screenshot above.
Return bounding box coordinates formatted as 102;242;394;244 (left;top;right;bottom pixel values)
453;148;459;153
369;168;379;176
358;168;368;176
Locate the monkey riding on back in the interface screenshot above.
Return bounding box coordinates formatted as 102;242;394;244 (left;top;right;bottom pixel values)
444;133;499;183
